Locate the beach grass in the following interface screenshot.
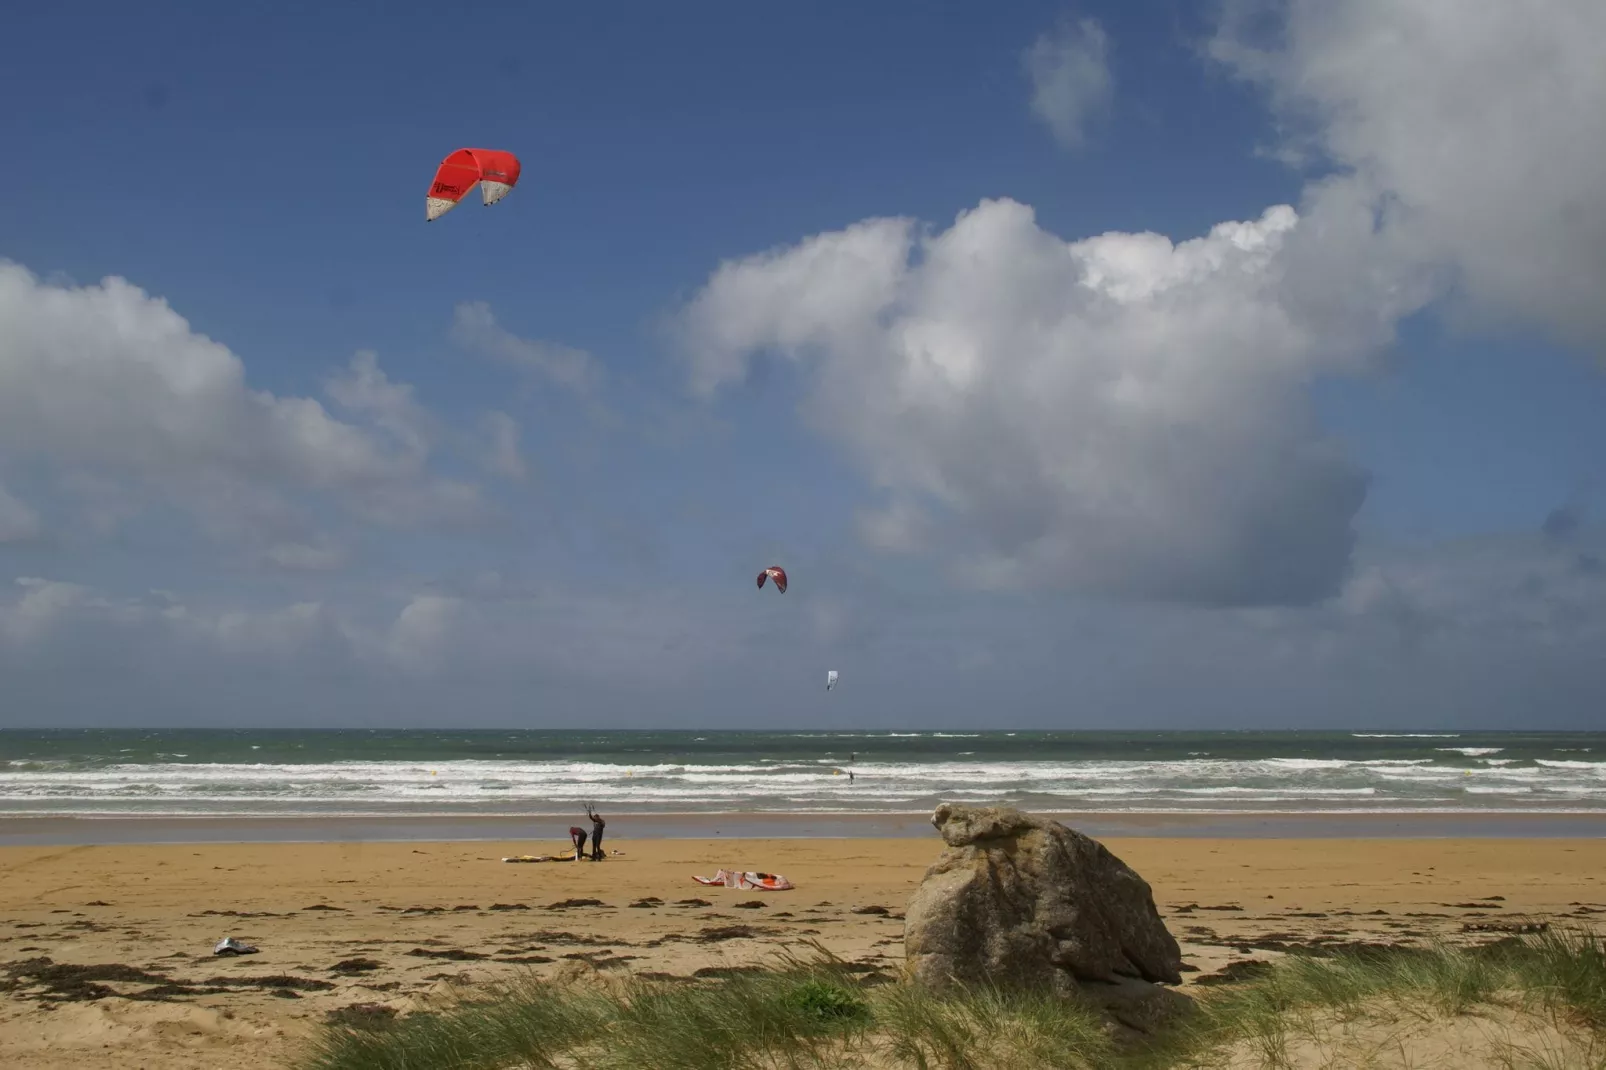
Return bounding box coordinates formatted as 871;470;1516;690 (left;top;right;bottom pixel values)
1150;927;1606;1069
300;929;1606;1070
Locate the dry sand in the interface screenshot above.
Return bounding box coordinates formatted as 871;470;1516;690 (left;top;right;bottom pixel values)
1;833;1603;1068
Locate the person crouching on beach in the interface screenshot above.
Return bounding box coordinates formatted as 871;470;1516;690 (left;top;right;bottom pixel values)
569;825;588;861
585;806;606;861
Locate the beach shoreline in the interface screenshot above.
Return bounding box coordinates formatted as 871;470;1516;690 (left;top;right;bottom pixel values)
1;809;1604;847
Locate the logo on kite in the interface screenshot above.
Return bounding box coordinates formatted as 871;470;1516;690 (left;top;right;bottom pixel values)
826;670;838;691
426;148;523;222
756;566;788;593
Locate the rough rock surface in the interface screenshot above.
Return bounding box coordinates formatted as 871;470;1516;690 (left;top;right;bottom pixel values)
904;804;1187;1030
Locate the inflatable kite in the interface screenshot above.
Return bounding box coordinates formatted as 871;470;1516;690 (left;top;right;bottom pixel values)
426;148;522;222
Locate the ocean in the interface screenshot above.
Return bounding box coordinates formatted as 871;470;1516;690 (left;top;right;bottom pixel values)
0;728;1602;819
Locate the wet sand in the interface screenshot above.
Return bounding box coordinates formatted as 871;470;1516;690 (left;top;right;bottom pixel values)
1;833;1603;1068
3;810;1604;846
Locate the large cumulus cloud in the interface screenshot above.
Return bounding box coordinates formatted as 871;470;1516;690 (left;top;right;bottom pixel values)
0;261;488;564
1211;0;1606;354
677;200;1400;606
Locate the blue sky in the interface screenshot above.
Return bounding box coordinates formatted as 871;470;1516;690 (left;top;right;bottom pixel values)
1;0;1603;729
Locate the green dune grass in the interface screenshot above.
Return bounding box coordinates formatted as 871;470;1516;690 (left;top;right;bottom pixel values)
299;929;1606;1070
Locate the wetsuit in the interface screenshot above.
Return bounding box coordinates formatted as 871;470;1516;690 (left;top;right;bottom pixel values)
589;814;606;860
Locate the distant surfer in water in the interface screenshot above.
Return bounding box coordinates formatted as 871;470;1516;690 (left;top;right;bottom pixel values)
585;805;606;860
569;825;588;861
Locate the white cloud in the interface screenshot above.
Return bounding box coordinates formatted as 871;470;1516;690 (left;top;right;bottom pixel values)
209;601;343;659
0;573;772;699
0;484;42;544
855;498;931;553
262;538;348;572
478;411;528;480
1024;14;1113;149
0;261;485;555
387;594;463;670
451;301;600;392
1;578;105;643
325;349;436;461
678;198;1392;606
1211;0;1606;355
1334;534;1606;649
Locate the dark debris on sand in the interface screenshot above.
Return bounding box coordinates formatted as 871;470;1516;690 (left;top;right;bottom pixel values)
561;951;638;969
696;925;776;943
405;948;488;961
1;959;173;1002
331;958;384;974
692;965;766;978
188;909;286;918
1463;920;1549;934
1194;959;1276;986
326;1002;399;1030
0;957;334;1003
198;974;335;992
517;930;619;946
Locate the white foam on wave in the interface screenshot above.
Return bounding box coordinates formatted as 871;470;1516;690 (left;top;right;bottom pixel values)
1352;733;1461;738
0;748;1602;818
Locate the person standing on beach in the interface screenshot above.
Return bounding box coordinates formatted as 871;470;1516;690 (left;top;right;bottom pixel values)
569;825;588;861
585;805;606;860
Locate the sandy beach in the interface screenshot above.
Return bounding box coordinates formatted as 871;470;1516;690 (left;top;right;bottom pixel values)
1;829;1603;1068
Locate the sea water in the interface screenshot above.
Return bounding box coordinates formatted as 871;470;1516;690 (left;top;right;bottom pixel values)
1;728;1602;819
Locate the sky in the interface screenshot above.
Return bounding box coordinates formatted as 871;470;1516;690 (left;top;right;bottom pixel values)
1;0;1604;730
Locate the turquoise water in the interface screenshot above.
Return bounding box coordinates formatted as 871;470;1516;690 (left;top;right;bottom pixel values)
0;728;1601;818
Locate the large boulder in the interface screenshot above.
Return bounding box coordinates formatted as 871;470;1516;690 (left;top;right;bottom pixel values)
904;804;1186;1030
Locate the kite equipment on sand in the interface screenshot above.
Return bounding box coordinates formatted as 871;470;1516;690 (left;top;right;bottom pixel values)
757;566;788;593
426;148;522;222
693;869;794;890
214;937;259;956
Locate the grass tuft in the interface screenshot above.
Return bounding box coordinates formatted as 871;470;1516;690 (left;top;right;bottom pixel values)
871;979;1116;1070
1152;927;1606;1069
